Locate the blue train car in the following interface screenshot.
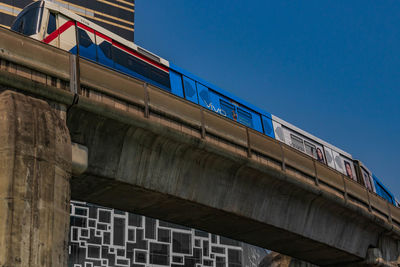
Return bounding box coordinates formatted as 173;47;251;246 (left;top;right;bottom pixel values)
373;175;396;205
169;64;275;138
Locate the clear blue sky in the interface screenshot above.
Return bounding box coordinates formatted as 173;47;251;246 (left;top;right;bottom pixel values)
135;1;400;198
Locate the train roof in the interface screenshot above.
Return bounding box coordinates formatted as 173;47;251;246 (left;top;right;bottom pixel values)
40;0;169;67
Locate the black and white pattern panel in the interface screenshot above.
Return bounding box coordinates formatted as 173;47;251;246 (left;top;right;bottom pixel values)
69;201;243;267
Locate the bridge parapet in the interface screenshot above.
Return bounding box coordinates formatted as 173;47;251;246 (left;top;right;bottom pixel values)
0;27;399;266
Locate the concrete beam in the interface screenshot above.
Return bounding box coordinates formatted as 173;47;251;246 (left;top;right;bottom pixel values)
67;108;398;266
0;91;71;267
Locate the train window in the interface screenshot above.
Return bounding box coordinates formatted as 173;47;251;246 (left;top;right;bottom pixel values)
262;117;274;136
183;80;195;98
198;85;210;106
99;41;112;59
304;141;316;158
290;134;304;152
181;77;197;102
344;160;355;181
47;12;56;34
220;100;235;120
237;108;253;127
361;168;374;192
11;7;43;36
113;46;128;67
112;45;171;89
78;28;93;48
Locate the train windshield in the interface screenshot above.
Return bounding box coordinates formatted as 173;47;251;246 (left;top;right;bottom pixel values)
11;6;43;36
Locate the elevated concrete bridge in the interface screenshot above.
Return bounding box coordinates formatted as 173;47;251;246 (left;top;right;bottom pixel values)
1;28;400;266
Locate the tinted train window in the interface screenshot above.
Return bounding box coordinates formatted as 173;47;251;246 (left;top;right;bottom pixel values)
113;46;128;67
291;134;304;152
237;108;253;127
263;117;273;136
99;41;112;59
198;86;210;106
112;45;170;89
183;80;195;98
362;169;374;191
11;7;43;36
220;100;235;120
78;28;93;48
304;141;316;157
47;12;56;34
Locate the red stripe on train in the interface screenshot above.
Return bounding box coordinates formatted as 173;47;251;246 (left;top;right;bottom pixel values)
43;20;75;44
43;20;169;73
78;22;168;72
96;31;112;42
77;22;95;34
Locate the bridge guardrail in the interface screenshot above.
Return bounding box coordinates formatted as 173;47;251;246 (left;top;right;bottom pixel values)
248;129;283;163
391;206;400;225
203;111;248;149
345;178;370;206
1;26;399;233
281;146;316;179
316;163;345;193
0;27;70;80
370;192;392;221
147;84;202;129
79;59;145;107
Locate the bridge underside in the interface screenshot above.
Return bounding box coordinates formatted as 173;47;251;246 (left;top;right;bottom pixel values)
69;107;385;266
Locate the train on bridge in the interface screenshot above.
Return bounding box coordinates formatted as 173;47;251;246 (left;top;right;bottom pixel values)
11;1;397;206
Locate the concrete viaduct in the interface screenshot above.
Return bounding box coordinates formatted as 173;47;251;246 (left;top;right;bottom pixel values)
0;28;400;267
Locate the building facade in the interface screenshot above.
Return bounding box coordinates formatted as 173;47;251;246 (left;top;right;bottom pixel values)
0;0;135;41
69;201;265;267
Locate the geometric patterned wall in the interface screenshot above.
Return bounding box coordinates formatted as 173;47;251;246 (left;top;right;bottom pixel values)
69;201;244;267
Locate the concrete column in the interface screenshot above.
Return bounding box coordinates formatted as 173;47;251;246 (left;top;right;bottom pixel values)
0;90;71;267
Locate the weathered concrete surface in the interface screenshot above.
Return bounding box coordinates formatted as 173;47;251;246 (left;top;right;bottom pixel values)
259;252;317;267
68;108;400;266
0;90;71;267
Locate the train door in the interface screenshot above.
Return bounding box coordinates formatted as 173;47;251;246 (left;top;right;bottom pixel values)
220;99;236;121
262;115;275;138
360;167;375;192
169;70;184;97
322;146;335;169
95;32;113;68
58;14;76;53
354;161;375;192
42;10;59;47
272;121;285;143
219;98;263;131
182;76;198;104
197;83;210;108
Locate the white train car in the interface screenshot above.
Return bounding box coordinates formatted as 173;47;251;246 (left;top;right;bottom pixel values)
272;115;358;182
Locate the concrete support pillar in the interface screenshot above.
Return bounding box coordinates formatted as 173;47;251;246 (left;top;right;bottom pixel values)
0;91;71;267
